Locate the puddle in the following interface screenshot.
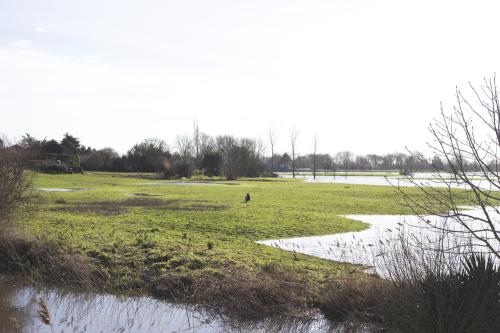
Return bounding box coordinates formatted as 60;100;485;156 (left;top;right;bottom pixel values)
258;208;500;276
35;188;92;192
0;280;348;333
128;192;162;197
141;181;221;186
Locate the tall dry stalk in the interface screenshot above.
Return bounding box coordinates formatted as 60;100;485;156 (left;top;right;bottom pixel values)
37;296;54;333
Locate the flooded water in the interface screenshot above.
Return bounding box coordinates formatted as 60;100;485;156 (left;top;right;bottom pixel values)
0;279;348;333
35;188;92;192
141;181;221;186
258;208;500;276
128;192;163;197
279;173;492;190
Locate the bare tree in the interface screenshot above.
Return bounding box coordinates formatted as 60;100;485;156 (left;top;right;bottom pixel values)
193;120;201;160
313;134;318;179
255;137;265;159
290;128;299;178
268;127;278;175
199;133;215;156
336;151;353;177
398;76;500;258
175;134;193;160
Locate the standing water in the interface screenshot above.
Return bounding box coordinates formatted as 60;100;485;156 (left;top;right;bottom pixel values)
258;208;500;276
0;278;355;333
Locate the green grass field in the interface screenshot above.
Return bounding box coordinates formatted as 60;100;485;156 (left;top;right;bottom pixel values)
18;172;457;292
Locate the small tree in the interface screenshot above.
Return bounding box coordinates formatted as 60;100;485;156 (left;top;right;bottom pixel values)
268;127;278;175
61;133;81;155
290;128;299;178
400;76;500;258
192;120;201;161
336;151;353;177
80;148;119;171
127;138;170;172
313;134;318;179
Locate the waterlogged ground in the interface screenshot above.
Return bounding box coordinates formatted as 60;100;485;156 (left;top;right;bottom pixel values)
259;208;500;276
0;278;339;333
21;171;449;290
279;172;492;190
5;172;473;330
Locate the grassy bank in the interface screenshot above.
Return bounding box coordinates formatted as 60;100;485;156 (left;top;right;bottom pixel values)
5;172;468;318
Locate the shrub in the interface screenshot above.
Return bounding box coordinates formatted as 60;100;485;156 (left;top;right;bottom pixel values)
379;254;500;333
0;145;33;226
321;228;500;332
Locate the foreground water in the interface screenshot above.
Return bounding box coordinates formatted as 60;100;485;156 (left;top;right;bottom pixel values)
0;279;372;333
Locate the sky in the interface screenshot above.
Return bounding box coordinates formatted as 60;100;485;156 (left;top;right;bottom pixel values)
1;0;500;156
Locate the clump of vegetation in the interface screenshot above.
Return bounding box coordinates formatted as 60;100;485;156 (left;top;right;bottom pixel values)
321;274;388;325
321;249;500;332
381;254;500;333
0;144;34;225
0;232;108;287
153;265;316;320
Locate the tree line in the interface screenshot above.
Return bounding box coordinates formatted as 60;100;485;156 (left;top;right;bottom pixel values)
14;124;482;179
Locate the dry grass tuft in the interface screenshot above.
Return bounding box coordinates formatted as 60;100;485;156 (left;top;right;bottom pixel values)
152;265;318;320
37;296;51;325
0;231;108;288
321;274;388;325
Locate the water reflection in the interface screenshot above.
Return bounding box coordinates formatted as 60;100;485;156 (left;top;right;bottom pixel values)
140;182;221;186
35;188;93;192
0;279;363;333
258;208;500;277
279;174;491;189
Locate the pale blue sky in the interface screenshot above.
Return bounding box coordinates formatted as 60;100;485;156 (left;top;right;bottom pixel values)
1;0;500;155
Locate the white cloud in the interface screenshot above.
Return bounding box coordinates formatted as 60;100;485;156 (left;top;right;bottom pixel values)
3;1;500;155
34;26;48;34
10;39;32;48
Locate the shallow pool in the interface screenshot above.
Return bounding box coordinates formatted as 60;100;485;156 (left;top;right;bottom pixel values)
0;279;340;333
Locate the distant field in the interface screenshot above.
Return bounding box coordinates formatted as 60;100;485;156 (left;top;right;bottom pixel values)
20;172;463;293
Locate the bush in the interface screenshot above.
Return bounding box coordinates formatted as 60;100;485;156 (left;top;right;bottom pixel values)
0;232;108;287
365;254;496;333
174;160;192;178
321;248;500;332
0;146;33;225
321;274;388;324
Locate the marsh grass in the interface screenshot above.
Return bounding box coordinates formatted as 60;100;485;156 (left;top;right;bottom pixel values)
49;197;227;215
152;264;318;320
0;231;108;288
321;226;500;332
